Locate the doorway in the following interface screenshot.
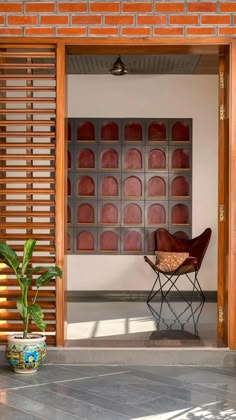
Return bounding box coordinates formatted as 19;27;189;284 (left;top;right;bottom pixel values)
64;43;227;348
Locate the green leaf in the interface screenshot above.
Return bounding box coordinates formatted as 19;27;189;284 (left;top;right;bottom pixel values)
35;266;62;288
0;242;19;275
22;239;36;276
28;304;46;331
16;297;24;319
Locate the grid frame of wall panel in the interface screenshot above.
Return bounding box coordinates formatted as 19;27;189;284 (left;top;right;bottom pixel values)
67;117;192;254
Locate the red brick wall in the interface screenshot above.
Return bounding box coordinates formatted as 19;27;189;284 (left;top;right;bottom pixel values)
0;1;236;37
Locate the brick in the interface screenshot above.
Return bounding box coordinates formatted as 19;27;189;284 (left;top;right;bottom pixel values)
72;16;101;25
58;3;87;12
25;3;55;13
155;2;184;13
201;15;230;24
8;16;37;25
0;28;22;35
57;27;86;35
90;2;119;12
89;27;119;35
233;16;236;25
105;16;134;25
220;2;236;12
122;27;151;35
40;15;68;25
0;16;4;25
25;27;54;35
188;2;216;12
122;2;152;13
219;27;236;34
154;27;184;35
187;27;216;35
0;3;22;12
170;15;198;25
137;16;166;25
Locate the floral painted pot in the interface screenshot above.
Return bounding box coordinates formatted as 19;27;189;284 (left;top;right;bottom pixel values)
6;334;46;374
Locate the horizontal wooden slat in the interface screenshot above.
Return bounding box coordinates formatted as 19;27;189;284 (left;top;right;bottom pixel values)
0;52;55;58
0;143;55;148
0;234;54;240
0;279;55;287
0;199;54;205
0;301;55;310
0;210;54;216
0;312;56;321
0;290;55;298
0;155;54;160
0;132;55;138
0;178;54;184
0;120;55;126
0;109;55;114
0;324;55;332
0;98;55;103
0;166;55;172
0;222;54;228
0;189;55;194
0;75;56;80
0;64;55;69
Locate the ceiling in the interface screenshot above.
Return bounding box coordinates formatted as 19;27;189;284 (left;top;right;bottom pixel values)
66;54;218;75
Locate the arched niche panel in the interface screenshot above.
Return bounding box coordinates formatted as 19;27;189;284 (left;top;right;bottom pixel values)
174;230;189;240
171;204;189;224
77;203;94;224
101;149;118;169
67;151;71;169
172;149;190;169
124;203;142;224
124;149;142;169
67;233;71;251
78;176;95;196
171;176;189;197
101;176;118;196
148;176;166;197
67;205;71;224
172;122;189;142
148;204;166;225
125;122;142;141
124;176;142;197
101;121;118;141
124;231;142;252
77;231;94;251
100;231;118;251
148;149;166;170
67;178;71;196
100;203;118;224
77;121;95;141
148;122;166;141
78;149;95;169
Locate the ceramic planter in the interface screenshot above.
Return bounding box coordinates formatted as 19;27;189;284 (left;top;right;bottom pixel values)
6;334;46;374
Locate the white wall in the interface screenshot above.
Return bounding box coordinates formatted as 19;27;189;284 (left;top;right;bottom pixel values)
67;75;218;291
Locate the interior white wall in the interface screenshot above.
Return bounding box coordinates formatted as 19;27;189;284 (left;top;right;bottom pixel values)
67;74;218;291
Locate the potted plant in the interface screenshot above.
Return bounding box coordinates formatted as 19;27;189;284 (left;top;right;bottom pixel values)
0;239;62;374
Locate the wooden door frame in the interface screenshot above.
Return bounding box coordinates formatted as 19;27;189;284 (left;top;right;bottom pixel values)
0;36;235;348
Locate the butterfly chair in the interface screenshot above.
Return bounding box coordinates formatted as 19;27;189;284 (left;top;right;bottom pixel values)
144;228;211;331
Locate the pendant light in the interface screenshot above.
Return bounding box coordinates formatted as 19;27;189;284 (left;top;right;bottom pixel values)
110;56;128;76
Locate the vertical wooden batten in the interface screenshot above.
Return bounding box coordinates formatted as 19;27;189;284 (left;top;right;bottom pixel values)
55;42;66;346
228;41;236;350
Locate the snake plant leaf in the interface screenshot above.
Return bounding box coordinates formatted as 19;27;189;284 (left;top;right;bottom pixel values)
0;241;19;275
22;239;36;276
35;266;62;288
16;297;24;319
28;304;46;331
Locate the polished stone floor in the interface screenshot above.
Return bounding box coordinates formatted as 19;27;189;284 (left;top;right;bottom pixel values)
66;301;220;347
1;363;236;419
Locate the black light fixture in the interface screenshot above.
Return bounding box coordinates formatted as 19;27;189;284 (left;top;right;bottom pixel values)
110;56;128;76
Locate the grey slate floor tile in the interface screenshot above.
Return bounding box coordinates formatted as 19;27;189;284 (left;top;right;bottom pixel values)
1;363;236;419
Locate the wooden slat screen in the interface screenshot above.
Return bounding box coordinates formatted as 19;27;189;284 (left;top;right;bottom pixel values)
0;45;57;345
